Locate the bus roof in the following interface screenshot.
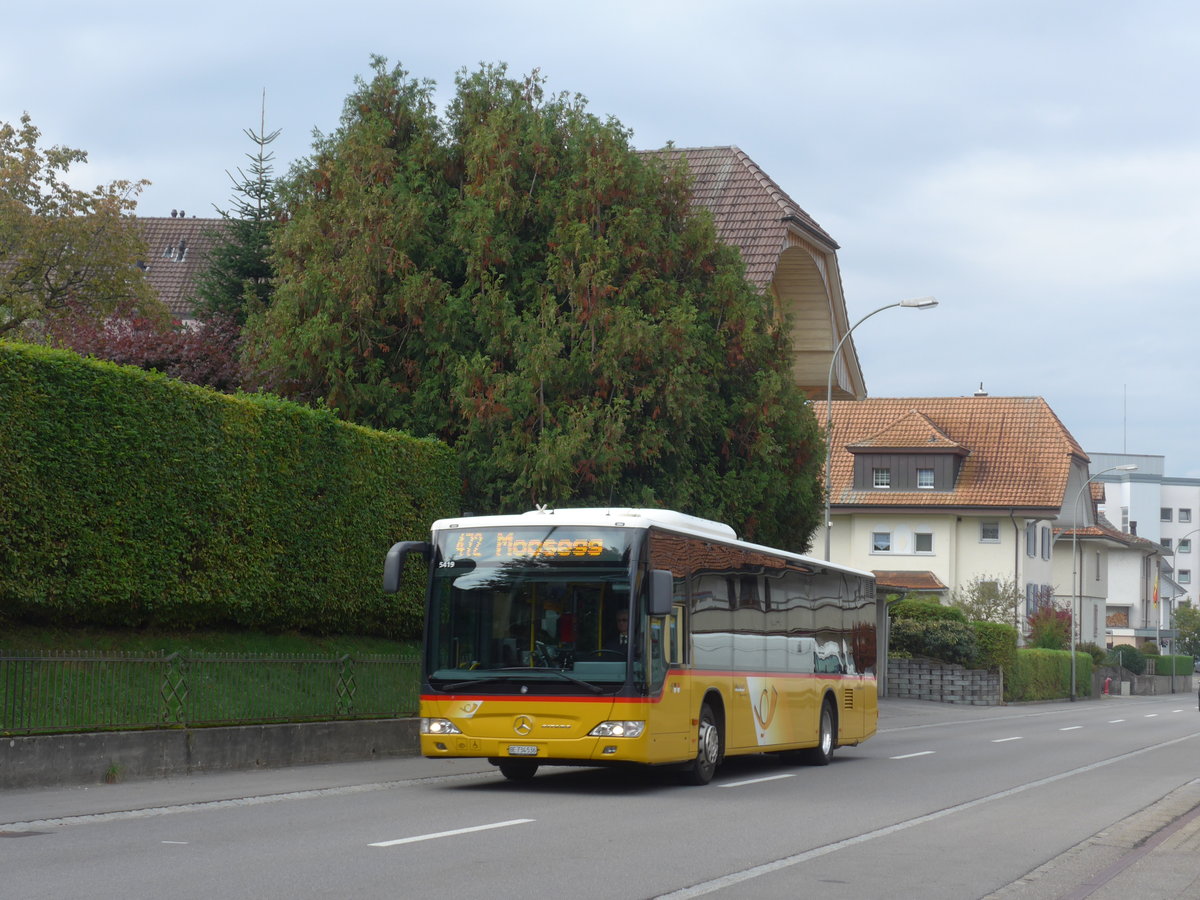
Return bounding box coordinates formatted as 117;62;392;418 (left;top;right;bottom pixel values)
428;507;874;579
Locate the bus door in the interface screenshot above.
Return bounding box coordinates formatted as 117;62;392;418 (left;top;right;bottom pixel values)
644;599;691;764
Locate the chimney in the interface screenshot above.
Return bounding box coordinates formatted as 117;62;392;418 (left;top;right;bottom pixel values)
974;382;988;397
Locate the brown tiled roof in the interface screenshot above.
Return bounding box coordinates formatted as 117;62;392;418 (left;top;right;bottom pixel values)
828;396;1088;511
849;410;967;455
1055;514;1164;554
873;570;948;592
648;146;837;291
136;216;228;319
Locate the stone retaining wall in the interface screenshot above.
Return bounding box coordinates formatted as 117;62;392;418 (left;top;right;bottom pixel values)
1;718;420;789
887;657;1002;706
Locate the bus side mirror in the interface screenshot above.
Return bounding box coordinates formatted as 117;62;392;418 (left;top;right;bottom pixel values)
383;541;432;593
649;569;674;617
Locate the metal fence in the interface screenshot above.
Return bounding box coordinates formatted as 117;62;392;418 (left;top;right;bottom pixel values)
0;650;420;735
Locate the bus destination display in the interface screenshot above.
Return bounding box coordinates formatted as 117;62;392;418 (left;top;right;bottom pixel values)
437;528;629;565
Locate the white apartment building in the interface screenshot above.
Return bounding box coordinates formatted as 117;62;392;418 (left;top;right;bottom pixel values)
1092;452;1197;651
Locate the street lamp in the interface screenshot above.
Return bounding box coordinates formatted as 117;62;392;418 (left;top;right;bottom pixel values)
822;296;939;561
1070;463;1138;700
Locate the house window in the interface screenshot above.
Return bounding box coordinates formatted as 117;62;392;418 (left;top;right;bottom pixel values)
1181;570;1192;585
1181;509;1193;524
980;521;1000;543
917;468;935;489
872;532;892;552
873;468;891;489
1041;526;1051;560
1181;539;1192;554
1026;522;1037;557
1162;538;1173;551
915;532;933;553
1161;508;1173;522
1095;551;1101;580
1121;507;1129;532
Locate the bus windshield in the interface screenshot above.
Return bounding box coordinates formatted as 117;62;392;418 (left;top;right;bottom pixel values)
426;526;639;691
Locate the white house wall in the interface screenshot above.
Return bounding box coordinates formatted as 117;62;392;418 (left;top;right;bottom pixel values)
1052;538;1111;648
831;513;1057;610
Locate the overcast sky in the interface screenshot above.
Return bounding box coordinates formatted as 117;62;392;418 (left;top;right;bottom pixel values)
6;1;1199;475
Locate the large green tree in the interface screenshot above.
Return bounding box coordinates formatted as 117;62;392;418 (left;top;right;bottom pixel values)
1175;602;1200;658
0;113;159;336
244;59;824;550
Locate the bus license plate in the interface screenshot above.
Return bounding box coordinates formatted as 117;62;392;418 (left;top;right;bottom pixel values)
507;745;539;756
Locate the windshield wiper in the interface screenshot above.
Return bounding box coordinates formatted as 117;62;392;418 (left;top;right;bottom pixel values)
441;667;607;694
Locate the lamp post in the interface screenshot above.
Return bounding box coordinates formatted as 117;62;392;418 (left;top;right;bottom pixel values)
1070;463;1138;700
822;297;939;561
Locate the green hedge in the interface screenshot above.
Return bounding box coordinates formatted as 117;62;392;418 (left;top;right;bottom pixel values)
1154;655;1194;676
971;621;1018;672
889;598;967;623
1005;649;1092;702
0;341;458;638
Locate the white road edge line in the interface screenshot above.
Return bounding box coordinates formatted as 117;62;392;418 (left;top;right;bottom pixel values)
655;731;1200;899
719;774;796;788
890;751;936;759
992;737;1022;743
1060;726;1083;731
370;818;534;848
1109;719;1125;724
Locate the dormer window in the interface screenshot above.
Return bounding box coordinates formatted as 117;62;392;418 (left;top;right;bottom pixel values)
917;468;935;489
872;468;891;489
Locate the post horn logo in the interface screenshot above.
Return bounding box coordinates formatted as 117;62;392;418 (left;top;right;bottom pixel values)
513;715;534;736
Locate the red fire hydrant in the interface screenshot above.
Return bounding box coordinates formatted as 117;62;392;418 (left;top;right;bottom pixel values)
1103;676;1113;696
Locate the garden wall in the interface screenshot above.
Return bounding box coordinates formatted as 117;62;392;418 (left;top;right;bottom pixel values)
887;657;1002;706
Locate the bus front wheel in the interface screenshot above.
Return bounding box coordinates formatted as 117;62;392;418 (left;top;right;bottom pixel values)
497;759;539;781
680;703;721;785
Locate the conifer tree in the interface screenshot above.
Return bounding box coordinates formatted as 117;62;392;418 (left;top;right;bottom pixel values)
244;58;823;550
194;93;281;325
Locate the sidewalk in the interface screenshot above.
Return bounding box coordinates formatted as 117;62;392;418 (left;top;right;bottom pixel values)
984;778;1200;899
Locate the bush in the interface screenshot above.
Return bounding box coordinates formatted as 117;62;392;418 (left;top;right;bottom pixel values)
1026;605;1070;650
1141;640;1160;656
1006;649;1091;701
890;598;966;623
1106;645;1145;674
1077;642;1108;665
889;618;978;666
971;621;1018;671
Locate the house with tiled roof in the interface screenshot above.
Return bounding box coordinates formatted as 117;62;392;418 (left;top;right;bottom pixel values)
1053;501;1166;650
651;146;866;402
143;150;864;403
822;395;1095;625
135;212;227;322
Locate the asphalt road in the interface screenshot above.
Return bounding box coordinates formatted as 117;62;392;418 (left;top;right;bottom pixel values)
4;694;1200;899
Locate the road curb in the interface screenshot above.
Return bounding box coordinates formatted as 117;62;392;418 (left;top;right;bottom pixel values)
0;719;420;789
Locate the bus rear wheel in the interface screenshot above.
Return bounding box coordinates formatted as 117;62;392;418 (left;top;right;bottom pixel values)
802;698;836;766
497;759;539;781
679;703;721;785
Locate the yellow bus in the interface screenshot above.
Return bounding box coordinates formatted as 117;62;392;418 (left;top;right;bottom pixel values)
383;507;879;784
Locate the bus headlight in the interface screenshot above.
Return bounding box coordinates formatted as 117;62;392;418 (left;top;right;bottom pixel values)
588;720;645;738
421;717;462;735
